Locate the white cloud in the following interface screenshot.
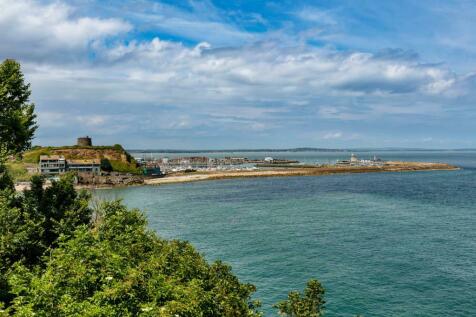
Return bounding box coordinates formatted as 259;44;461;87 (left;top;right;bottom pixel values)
323;131;343;139
23;35;470;138
2;0;476;147
0;0;131;60
295;7;337;25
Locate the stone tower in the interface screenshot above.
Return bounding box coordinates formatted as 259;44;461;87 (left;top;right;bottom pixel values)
77;136;92;147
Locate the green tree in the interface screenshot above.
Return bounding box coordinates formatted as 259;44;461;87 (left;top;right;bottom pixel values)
6;201;262;316
275;279;326;317
0;59;37;155
0;174;92;306
100;158;113;172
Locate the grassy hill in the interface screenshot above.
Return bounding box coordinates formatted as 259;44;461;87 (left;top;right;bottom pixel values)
18;144;141;175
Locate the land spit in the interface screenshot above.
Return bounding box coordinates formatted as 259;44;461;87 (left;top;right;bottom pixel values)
144;161;459;186
13;161;459;191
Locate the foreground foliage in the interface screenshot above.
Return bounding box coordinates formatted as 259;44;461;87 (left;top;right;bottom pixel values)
0;173;261;316
0;175;92;309
3;200;261;316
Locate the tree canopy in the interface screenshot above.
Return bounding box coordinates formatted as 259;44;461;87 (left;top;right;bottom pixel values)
275;279;326;317
3;201;261;316
0;59;37;155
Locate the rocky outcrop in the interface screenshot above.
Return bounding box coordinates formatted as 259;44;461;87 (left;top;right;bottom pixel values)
77;172;144;186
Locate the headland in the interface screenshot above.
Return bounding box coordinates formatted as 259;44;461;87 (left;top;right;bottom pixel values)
10;138;459;191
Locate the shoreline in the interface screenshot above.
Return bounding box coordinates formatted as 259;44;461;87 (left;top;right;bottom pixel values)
13;161;459;191
143;161;459;187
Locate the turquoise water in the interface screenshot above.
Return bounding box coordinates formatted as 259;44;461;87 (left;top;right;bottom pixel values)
96;151;476;316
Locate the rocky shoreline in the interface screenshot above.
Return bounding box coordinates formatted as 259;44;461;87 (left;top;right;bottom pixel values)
77;172;144;186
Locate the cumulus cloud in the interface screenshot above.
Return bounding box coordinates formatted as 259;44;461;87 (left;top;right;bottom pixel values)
27;38;461;112
1;0;475;148
23;34;472;146
0;0;131;61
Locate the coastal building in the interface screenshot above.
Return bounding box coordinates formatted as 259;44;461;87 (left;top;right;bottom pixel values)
67;159;101;175
336;153;385;167
143;166;162;176
39;155;66;175
39;156;100;176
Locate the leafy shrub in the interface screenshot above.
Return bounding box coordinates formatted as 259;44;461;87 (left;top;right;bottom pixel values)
109;160;141;174
2;196;261;316
275;279;326;317
100;158;113;172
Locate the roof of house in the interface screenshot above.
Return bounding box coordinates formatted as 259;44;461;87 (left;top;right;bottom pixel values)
39;155;65;160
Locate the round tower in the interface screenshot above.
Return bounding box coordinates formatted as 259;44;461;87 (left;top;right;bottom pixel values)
77;136;92;147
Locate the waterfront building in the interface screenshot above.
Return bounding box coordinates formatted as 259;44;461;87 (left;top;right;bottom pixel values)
336;153;385;167
39;156;100;175
39;155;66;175
67;159;101;175
143;166;162;176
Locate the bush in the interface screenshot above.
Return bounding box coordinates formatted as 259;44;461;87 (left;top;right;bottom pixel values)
275;280;326;317
109;160;141;174
3;198;262;316
100;158;113;172
0;174;92;308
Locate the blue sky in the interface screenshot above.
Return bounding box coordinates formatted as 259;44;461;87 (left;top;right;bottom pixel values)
1;0;475;149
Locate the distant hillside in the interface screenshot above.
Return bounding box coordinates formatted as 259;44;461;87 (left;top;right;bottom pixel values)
23;144;141;174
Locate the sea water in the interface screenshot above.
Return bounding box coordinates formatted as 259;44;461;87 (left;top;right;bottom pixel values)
95;151;476;316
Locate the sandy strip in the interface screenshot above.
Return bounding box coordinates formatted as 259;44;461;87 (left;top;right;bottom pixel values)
144;162;459;186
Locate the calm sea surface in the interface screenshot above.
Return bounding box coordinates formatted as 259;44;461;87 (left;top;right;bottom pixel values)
95;151;476;316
